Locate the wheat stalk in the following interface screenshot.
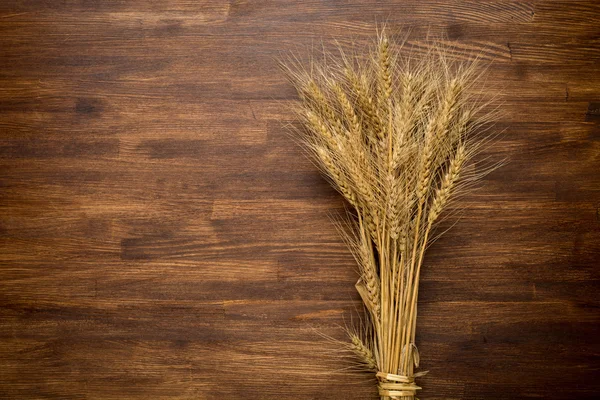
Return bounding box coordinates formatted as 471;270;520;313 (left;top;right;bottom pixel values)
282;30;494;399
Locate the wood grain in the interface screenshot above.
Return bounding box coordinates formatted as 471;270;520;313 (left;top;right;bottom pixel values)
1;1;599;399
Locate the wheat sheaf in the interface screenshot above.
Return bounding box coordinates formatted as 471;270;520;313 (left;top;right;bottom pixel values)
283;30;496;400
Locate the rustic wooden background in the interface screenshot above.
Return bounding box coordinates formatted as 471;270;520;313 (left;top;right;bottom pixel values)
1;1;599;399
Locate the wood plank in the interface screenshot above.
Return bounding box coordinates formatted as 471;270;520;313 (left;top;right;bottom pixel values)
1;0;599;399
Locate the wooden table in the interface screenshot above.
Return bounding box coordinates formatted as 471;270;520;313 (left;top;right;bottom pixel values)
1;1;599;399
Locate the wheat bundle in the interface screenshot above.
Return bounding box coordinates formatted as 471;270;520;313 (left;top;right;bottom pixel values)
283;31;494;399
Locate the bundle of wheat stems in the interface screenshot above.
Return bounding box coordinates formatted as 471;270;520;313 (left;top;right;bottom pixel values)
283;31;493;399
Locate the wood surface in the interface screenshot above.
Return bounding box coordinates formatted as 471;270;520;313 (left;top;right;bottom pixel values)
1;1;599;399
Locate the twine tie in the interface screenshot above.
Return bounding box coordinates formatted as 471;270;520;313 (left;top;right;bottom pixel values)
376;371;421;398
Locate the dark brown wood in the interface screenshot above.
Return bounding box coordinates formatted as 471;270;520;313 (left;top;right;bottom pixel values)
1;1;599;399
